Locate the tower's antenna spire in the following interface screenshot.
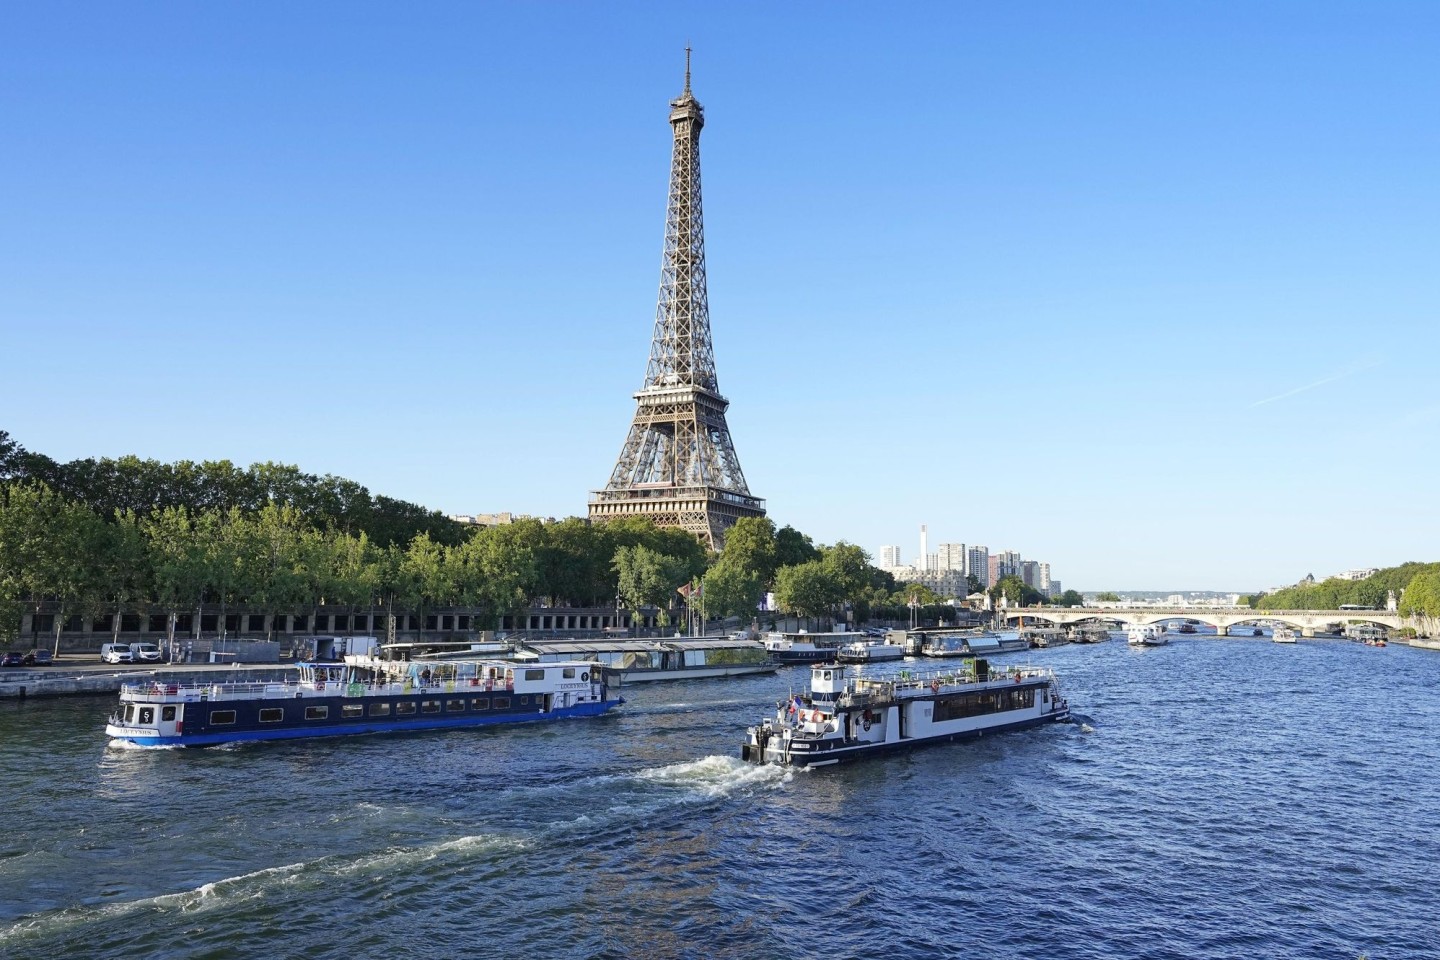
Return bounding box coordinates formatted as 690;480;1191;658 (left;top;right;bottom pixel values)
684;46;691;94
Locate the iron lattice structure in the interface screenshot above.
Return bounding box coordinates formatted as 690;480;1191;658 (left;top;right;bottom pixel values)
589;54;765;550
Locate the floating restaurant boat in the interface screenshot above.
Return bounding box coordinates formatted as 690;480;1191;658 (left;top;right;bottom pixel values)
835;639;906;664
761;630;854;664
741;660;1070;767
1069;622;1112;644
1126;624;1168;646
105;657;621;748
511;636;776;682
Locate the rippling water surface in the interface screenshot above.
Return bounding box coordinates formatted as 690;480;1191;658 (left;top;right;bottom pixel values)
3;638;1438;959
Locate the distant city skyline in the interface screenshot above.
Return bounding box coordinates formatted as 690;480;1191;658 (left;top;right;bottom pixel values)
3;3;1436;591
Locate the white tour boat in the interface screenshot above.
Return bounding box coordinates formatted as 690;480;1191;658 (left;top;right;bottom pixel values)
741;660;1071;768
1272;626;1298;644
1127;624;1168;646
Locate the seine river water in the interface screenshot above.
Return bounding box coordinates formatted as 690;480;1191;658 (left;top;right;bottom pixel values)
2;636;1438;960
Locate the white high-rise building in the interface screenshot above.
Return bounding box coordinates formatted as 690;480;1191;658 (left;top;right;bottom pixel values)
936;543;967;572
967;546;990;589
880;545;902;569
919;525;929;572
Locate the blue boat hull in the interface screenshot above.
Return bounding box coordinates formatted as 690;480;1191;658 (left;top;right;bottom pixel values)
108;698;621;748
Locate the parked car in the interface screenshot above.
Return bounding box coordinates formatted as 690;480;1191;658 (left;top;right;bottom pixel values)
22;649;53;666
100;643;134;664
0;651;24;668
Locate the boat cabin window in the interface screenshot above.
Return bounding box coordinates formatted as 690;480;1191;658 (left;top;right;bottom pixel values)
162;706;176;721
524;669;545;681
138;707;154;725
446;700;465;712
396;702;416;716
421;700;440;714
123;704;135;723
562;668;576;679
519;696;529;705
210;710;237;726
493;697;511;710
342;705;364;718
369;703;391;717
304;706;329;720
259;708;284;723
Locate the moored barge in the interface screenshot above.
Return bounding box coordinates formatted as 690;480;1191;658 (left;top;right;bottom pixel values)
105;656;620;747
741;660;1070;767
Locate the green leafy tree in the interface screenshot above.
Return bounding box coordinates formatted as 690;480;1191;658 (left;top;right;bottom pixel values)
1055;589;1086;607
1095;591;1121;602
702;557;764;622
774;525;820;568
614;544;689;629
719;516;779;586
773;560;841;629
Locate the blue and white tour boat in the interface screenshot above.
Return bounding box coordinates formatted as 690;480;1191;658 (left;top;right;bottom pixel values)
105;656;621;748
741;659;1071;768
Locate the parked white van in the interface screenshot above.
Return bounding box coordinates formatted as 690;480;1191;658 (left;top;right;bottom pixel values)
100;643;134;664
130;642;163;663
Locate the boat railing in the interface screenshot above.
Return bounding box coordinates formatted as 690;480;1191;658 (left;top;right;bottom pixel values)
839;663;1053;706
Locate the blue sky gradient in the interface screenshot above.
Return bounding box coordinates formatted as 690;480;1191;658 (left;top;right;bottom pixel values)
3;2;1436;590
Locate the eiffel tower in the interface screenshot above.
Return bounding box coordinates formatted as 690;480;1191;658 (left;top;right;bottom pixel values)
589;51;765;550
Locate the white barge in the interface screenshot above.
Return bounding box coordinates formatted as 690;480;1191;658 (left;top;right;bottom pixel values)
105;657;620;748
741;660;1070;768
513;636;776;682
1127;624;1168;646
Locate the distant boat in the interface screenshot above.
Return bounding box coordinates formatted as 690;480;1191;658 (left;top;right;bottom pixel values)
1070;623;1111;644
1273;627;1298;644
1127;624;1168;646
835;639;906;664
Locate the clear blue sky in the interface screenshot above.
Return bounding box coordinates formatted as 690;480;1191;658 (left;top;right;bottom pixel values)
3;2;1436;592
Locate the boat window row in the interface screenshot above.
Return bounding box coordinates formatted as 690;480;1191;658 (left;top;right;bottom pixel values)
933;687;1035;722
208;696;524;726
122;705;177;724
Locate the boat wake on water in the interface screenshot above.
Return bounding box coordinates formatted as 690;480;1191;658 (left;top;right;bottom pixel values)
1065;711;1098;730
633;755;791;798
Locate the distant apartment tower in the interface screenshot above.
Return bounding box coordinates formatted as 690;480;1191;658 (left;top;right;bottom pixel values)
880;545;902;569
967;546;990;588
996;550;1022;581
918;525;929;572
1039;562;1052;593
1048;579;1063;599
936;543;967;573
1021;561;1040;589
987;556;1000;586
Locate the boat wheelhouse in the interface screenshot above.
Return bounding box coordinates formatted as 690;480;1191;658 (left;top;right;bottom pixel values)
741;660;1070;768
1126;624;1168;646
105;657;619;748
512;636;775;682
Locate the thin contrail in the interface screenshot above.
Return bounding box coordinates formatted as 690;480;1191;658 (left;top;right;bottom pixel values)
1250;361;1383;407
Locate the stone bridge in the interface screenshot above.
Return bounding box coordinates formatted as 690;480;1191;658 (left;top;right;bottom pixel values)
999;606;1404;638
